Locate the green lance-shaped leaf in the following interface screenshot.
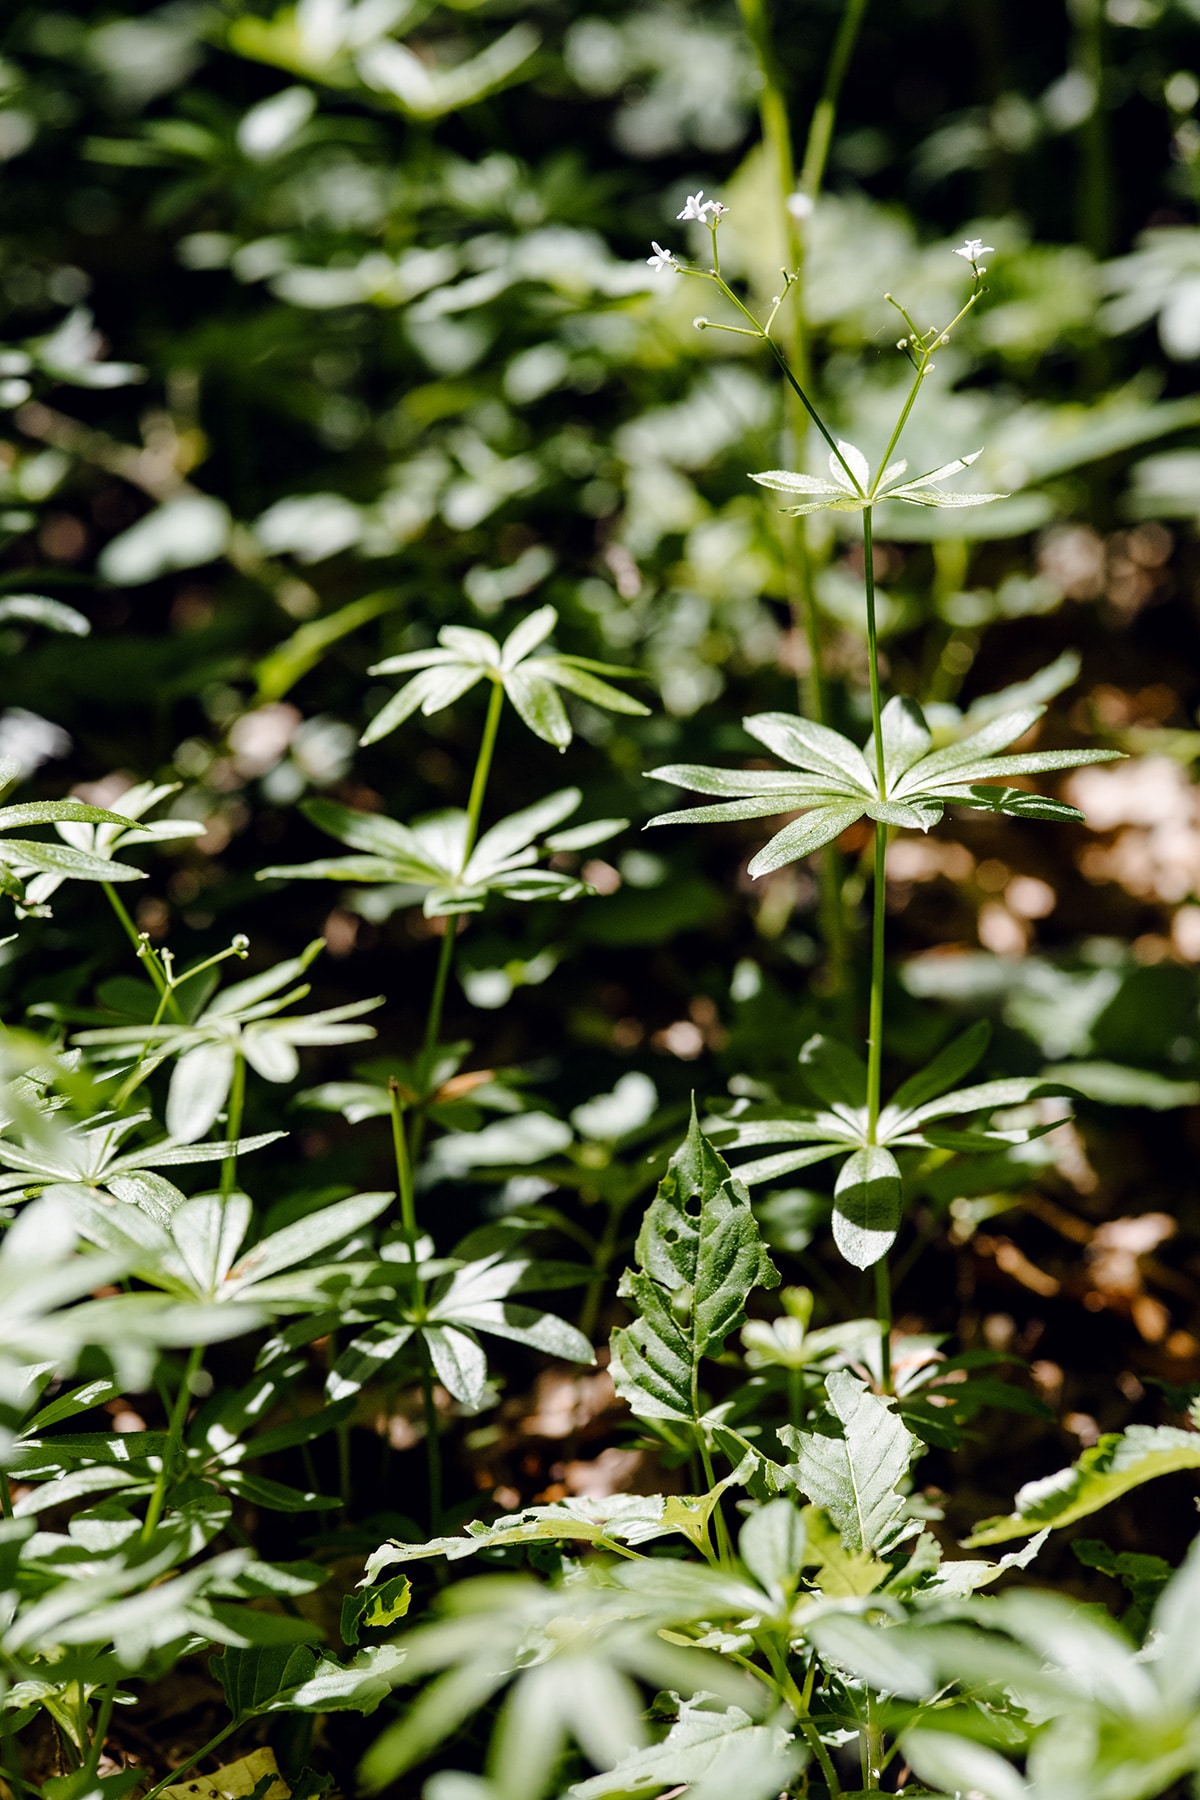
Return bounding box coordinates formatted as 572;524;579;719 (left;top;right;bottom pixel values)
832;1145;902;1270
609;1105;778;1423
783;1369;917;1555
965;1423;1200;1546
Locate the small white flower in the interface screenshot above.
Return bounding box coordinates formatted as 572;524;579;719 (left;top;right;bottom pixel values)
785;190;814;222
953;237;995;264
677;191;710;222
647;242;677;274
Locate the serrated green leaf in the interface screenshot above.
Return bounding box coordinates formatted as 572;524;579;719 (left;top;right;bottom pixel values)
785;1370;916;1554
570;1695;803;1800
610;1106;777;1423
738;1498;806;1603
902;1729;1028;1800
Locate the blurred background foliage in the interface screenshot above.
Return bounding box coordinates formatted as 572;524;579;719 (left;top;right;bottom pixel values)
3;0;1200;1541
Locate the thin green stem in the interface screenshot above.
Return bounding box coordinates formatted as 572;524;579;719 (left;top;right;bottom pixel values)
418;920;458;1088
698;271;856;488
103;884;185;1021
390;1080;442;1528
862;509;886;799
697;1436;731;1562
874;1254;893;1396
142;1343;203;1543
389;1082;424;1317
762;1641;842;1799
866;823;886;1140
868;818;892;1398
798;0;872;199
219;1049;246;1200
863;498;892;1393
84;1688;116;1780
0;1473;12;1519
138;1721;241;1800
412;675;506;1167
577;1198;623;1342
464;678;505;852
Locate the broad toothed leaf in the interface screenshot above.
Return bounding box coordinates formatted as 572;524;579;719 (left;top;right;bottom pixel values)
610;1105;777;1423
784;1369;917;1554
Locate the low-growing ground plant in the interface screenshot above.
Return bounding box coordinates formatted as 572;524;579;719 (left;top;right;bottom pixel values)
1;2;1200;1799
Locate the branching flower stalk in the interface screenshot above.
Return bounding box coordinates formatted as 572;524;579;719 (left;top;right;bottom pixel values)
644;235;1078;1385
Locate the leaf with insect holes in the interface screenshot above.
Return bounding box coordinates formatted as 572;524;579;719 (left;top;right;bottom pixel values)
610;1105;778;1423
647;692;1120;876
361;604;648;749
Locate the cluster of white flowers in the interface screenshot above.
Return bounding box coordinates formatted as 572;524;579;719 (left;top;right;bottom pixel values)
676;190;723;223
647;192;729;273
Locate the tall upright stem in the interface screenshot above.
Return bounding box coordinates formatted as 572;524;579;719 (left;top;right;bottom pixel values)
142;1343;203;1542
416;677;505;1087
863;508;892;1393
219;1050;246;1200
798;0;872;201
866;824;887;1141
391;1080;441;1526
862;509;887;799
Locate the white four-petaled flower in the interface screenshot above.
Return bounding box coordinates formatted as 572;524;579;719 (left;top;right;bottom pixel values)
954;238;995;264
646;242;676;274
